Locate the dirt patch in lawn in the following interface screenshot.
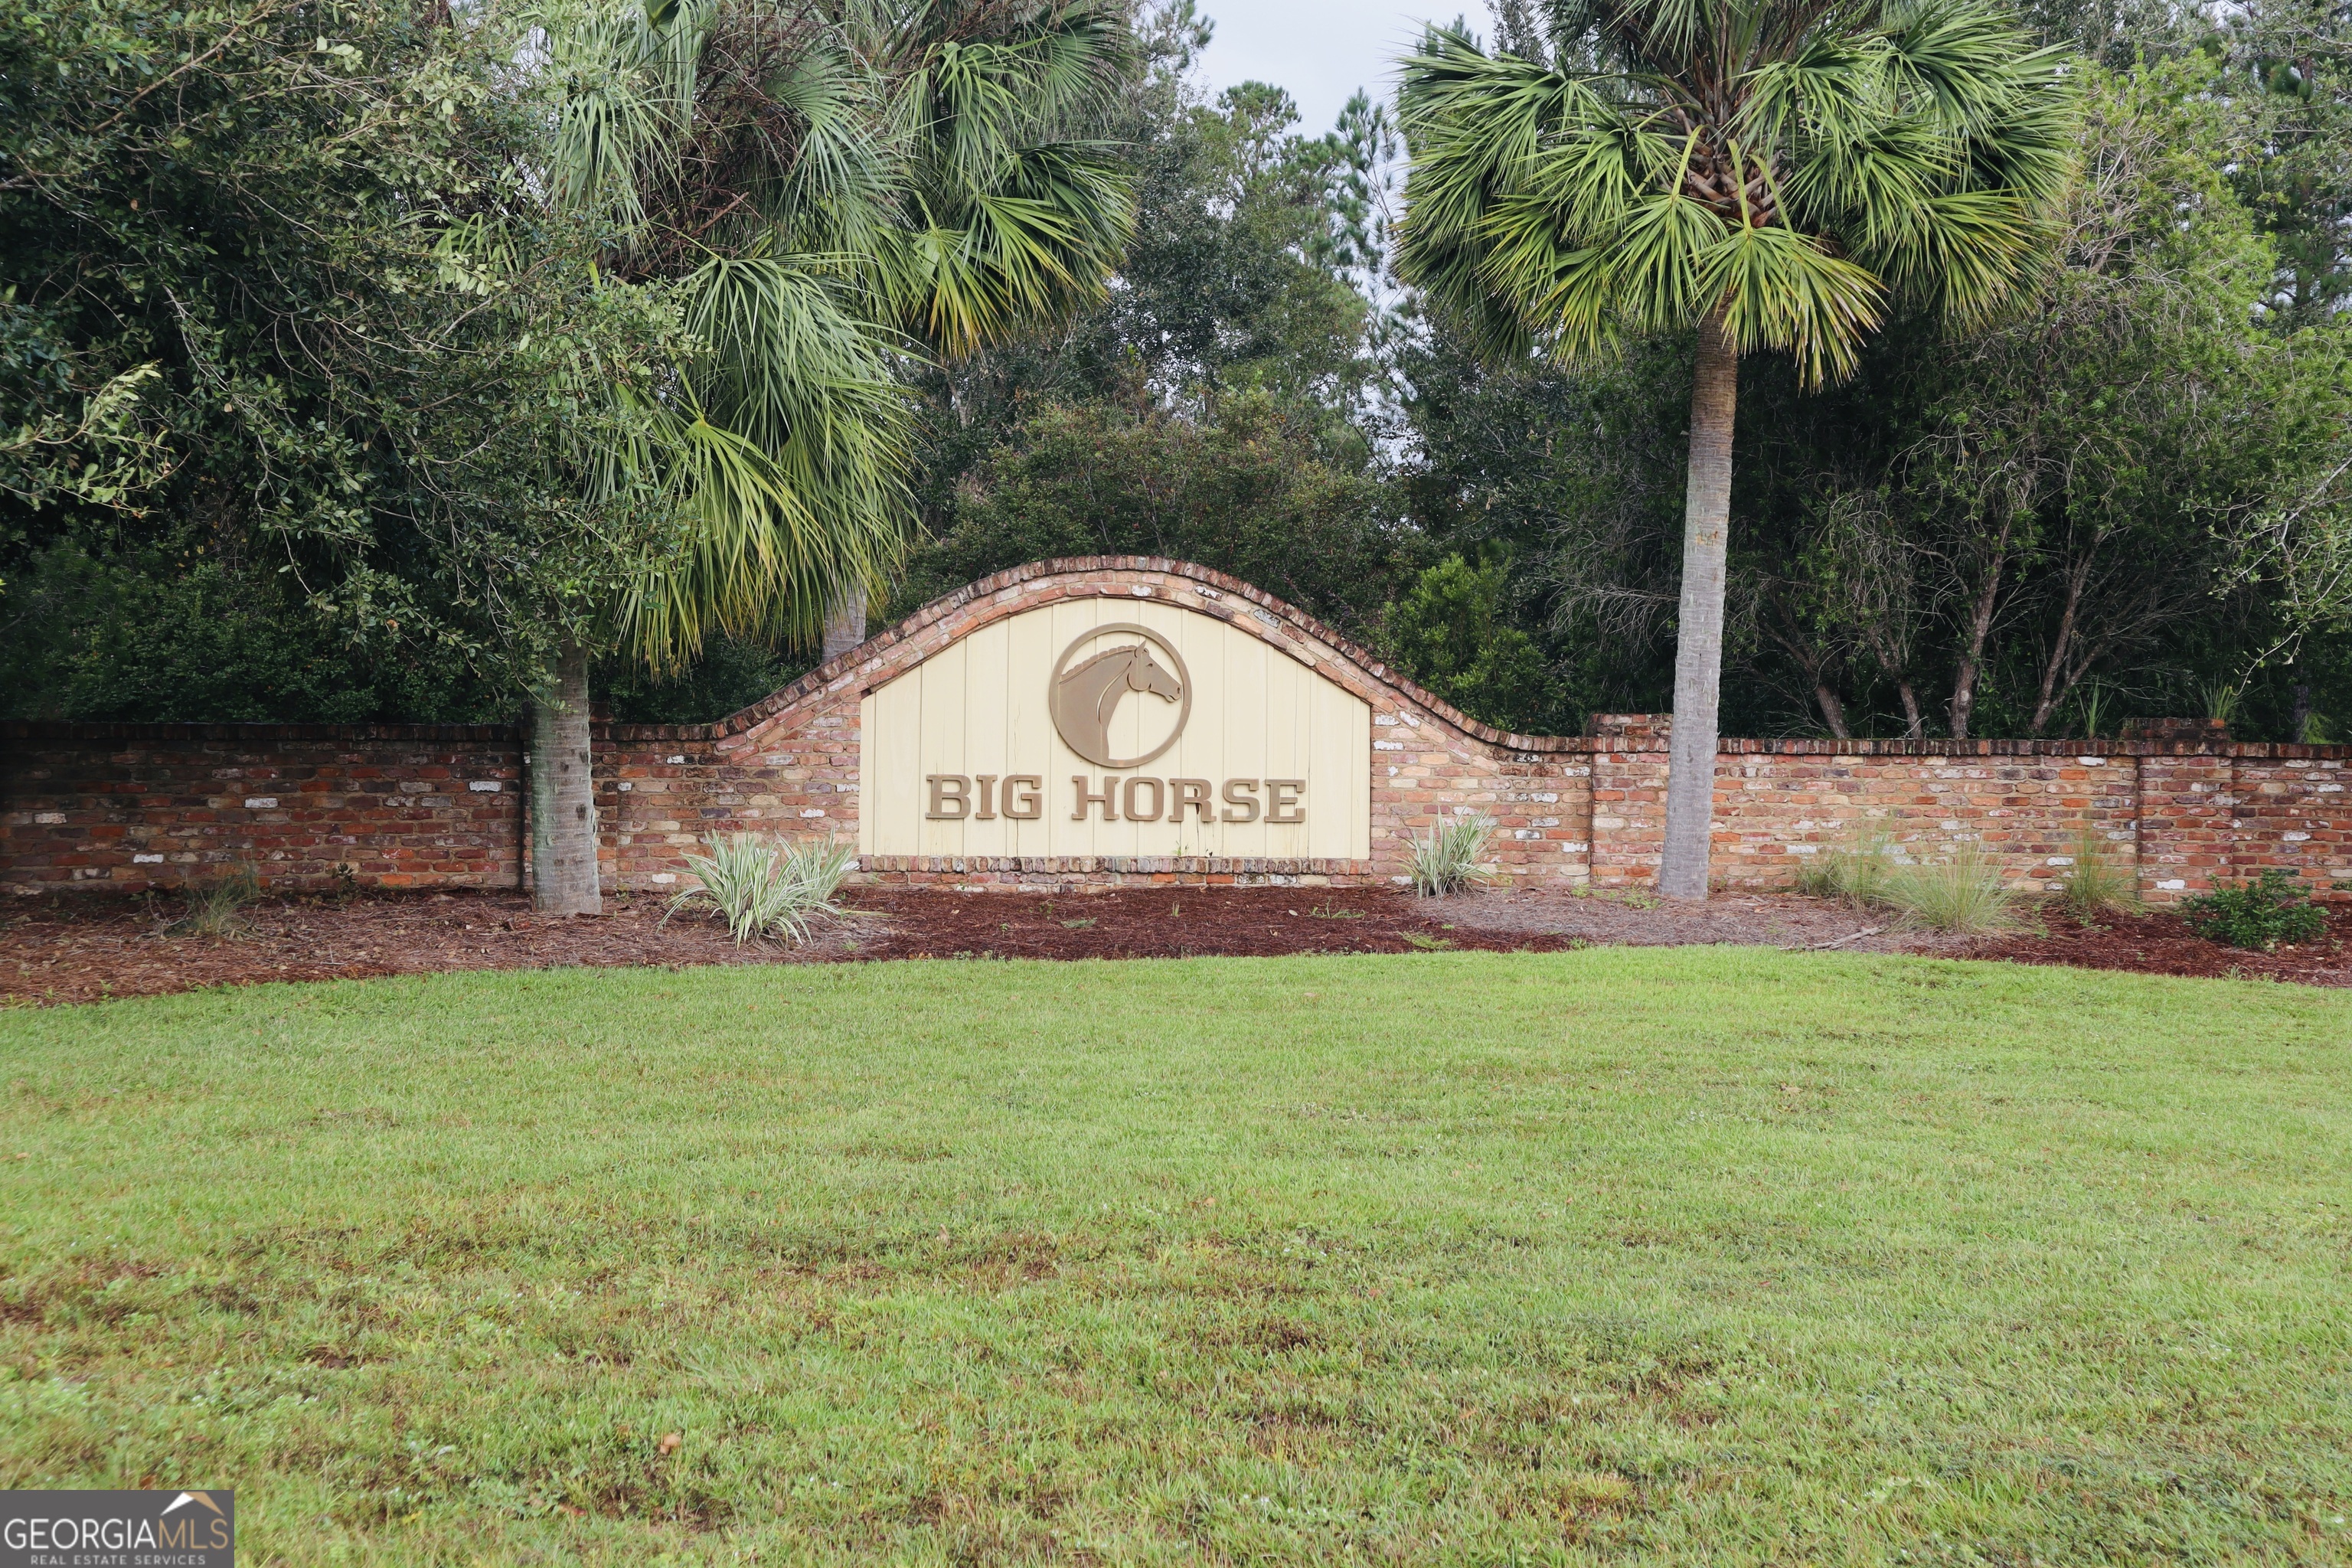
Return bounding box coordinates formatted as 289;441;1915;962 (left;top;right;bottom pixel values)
2;883;2344;1004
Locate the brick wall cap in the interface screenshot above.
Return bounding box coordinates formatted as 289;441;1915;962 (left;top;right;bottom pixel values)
684;556;1590;756
1711;735;2352;760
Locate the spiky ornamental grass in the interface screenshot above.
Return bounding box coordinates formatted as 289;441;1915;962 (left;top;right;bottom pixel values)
665;832;856;945
2060;828;2141;920
165;864;262;941
1885;841;2017;933
1796;832;2015;932
1792;828;1898;907
1407;812;1498;897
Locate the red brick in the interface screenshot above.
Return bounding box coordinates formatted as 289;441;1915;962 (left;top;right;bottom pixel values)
8;561;2348;903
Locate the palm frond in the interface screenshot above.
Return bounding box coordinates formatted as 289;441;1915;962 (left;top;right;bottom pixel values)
750;29;900;251
615;394;906;668
1395;0;2076;379
541;0;705;234
1878;0;2041;127
867;0;1138;352
1699;220;1884;382
533;0;1136;677
1784;112;1958;241
880;140;1133;354
1856;186;2042;325
1612;189;1733;328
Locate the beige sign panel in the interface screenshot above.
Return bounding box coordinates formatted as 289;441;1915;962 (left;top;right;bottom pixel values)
861;599;1372;860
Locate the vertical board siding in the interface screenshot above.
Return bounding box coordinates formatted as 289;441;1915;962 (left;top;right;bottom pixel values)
858;599;1373;863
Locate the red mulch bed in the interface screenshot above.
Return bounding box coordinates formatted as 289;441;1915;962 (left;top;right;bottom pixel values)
848;886;1578;962
1960;904;2352;987
2;884;2344;1005
0;886;1575;1005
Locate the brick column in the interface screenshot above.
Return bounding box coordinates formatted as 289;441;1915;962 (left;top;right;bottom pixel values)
1587;716;1668;890
2137;750;2236;904
2228;753;2352;899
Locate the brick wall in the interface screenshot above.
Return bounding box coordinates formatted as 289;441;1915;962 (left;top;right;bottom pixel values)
1694;737;2146;897
587;559;1595;892
2;725;524;893
7;559;2347;903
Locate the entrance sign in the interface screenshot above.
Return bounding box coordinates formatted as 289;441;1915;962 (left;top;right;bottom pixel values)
860;598;1372;861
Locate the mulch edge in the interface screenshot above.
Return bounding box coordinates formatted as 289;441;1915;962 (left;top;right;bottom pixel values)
5;887;2347;1007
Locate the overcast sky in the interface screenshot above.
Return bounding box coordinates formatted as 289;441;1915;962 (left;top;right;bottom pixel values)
1194;0;1451;135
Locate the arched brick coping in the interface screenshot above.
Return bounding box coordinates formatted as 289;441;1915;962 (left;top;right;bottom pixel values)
695;555;1571;753
669;557;1586;890
4;556;2347;900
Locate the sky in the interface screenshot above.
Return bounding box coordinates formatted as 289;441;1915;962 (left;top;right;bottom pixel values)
1194;0;1448;135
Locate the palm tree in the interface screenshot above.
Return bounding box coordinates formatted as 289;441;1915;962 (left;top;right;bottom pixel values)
1394;0;2073;898
871;0;1137;358
527;0;1136;912
822;0;1137;654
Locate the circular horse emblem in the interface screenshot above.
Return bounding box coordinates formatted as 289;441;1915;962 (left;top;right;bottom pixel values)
1049;623;1192;769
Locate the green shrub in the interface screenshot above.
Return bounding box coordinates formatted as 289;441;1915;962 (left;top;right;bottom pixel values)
666;835;855;946
1793;831;1897;908
2060;830;2141;920
1407;813;1496;897
1886;844;2017;934
2180;870;2328;950
1383;557;1563;733
892;396;1408;642
0;545;505;724
597;634;816;725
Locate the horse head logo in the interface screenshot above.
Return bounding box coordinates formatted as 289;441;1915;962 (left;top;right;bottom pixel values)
1050;624;1192;769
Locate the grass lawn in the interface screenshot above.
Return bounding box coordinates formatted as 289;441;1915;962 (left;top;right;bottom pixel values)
2;949;2348;1565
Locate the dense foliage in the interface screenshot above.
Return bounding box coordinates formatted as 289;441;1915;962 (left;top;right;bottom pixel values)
896;396;1411;634
890;15;1413;635
1400;38;2352;739
6;0;2352;740
1;0;692;719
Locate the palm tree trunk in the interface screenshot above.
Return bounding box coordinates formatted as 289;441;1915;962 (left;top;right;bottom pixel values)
822;580;867;663
528;640;601;916
1658;309;1737;900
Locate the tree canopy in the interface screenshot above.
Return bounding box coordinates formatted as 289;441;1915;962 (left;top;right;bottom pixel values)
6;0;2352;751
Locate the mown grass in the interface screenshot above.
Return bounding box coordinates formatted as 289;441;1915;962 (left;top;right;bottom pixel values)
2;950;2349;1564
